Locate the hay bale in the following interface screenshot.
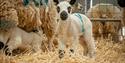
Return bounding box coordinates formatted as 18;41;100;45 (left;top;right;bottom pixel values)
87;3;121;18
0;0;18;30
87;3;121;38
40;1;58;51
0;0;42;32
40;1;57;39
92;22;103;38
15;2;42;32
72;3;82;13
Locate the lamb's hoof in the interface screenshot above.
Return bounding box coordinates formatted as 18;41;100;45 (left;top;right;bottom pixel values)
5;48;12;56
69;49;75;57
70;49;74;53
59;50;65;59
88;52;96;58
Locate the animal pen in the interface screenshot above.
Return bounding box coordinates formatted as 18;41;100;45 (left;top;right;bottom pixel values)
85;0;123;41
0;0;125;63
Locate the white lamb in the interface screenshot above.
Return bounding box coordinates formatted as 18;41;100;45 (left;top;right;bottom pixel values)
53;0;96;58
0;26;43;55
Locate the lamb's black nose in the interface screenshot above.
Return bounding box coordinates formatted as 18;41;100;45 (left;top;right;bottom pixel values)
60;11;68;20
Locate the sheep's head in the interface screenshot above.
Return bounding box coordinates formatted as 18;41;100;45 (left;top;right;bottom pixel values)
53;0;76;21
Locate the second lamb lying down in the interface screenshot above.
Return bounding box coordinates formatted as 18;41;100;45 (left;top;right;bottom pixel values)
0;20;43;55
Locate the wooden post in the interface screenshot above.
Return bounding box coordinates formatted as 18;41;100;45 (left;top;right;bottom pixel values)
122;8;125;26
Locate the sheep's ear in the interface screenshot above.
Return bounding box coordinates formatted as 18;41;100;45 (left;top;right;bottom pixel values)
69;0;76;5
53;0;59;5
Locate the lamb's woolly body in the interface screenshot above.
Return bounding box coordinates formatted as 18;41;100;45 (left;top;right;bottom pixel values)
57;14;95;57
54;0;95;58
0;27;43;53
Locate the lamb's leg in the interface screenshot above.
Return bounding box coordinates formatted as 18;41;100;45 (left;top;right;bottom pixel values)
31;35;42;53
0;42;10;55
58;38;65;59
79;35;88;56
6;35;22;56
32;41;42;53
70;36;79;56
5;42;17;56
83;30;96;58
4;46;12;56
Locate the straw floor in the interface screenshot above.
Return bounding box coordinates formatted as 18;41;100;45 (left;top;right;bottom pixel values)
0;38;125;63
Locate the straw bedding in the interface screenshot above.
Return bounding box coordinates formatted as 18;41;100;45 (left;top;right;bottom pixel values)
0;39;125;63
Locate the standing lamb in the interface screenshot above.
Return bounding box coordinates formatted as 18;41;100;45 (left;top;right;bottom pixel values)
53;0;96;58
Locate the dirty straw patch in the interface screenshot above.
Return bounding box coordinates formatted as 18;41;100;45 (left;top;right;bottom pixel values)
0;39;125;63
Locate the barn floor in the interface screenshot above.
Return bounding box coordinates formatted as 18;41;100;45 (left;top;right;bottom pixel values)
0;38;125;63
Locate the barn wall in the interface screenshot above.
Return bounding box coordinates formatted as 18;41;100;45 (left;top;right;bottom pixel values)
92;0;119;6
72;0;121;14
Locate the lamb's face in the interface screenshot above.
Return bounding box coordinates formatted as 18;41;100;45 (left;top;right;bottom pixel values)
56;1;72;21
53;0;76;21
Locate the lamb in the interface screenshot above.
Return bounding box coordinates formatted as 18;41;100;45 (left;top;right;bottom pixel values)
0;20;43;55
53;0;96;58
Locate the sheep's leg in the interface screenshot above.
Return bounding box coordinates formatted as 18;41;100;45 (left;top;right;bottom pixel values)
70;36;79;56
4;46;12;56
6;34;22;56
0;42;11;55
79;35;88;56
84;30;96;58
6;43;20;56
5;42;17;56
31;36;42;53
58;38;65;59
32;41;42;53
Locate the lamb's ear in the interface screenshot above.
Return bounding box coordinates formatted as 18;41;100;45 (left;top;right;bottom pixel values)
53;0;59;5
69;0;76;5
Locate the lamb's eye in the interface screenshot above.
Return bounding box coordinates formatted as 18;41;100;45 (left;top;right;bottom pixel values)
67;7;71;13
57;6;60;13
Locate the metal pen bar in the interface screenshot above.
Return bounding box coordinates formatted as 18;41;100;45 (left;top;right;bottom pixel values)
90;18;122;22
